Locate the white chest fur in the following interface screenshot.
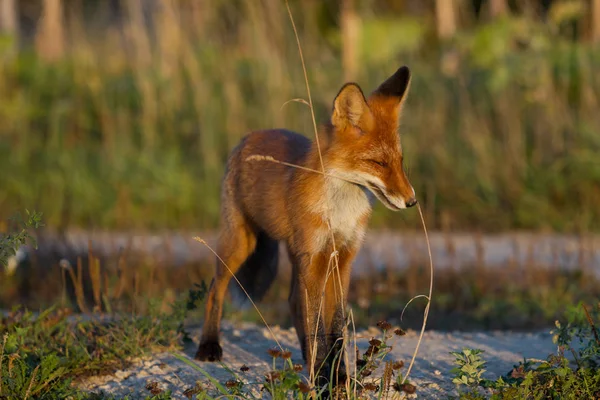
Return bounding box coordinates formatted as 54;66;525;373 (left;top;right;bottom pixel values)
314;176;373;247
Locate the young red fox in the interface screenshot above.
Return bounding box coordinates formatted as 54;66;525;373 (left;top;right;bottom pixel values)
195;66;417;384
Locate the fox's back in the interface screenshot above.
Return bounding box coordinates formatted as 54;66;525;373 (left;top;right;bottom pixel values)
225;129;311;240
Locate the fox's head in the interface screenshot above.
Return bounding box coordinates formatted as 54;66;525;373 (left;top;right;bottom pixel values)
325;66;416;210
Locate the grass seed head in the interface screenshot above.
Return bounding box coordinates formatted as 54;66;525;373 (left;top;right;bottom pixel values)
394;382;417;394
265;371;281;383
267;347;282;358
393;360;405;370
225;379;242;388
377;320;392;331
297;381;311;393
281;350;292;359
395;328;407;336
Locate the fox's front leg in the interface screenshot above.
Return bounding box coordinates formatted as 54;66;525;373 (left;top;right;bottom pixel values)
323;245;357;385
289;251;331;381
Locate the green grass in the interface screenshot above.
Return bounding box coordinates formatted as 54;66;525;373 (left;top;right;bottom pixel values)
1;5;600;233
0;303;186;399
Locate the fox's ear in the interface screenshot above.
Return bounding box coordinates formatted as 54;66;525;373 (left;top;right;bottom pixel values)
331;83;372;129
371;66;411;107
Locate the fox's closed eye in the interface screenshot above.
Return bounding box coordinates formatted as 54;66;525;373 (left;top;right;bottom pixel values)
369;159;387;167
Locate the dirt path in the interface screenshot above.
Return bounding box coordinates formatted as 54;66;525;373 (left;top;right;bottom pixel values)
79;322;557;399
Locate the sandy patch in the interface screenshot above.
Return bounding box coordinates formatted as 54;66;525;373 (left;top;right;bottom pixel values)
79;321;557;399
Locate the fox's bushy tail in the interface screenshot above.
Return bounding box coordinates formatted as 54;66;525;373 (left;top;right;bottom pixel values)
228;232;279;309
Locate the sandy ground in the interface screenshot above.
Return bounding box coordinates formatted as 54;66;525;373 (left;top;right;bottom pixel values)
79;321;557;399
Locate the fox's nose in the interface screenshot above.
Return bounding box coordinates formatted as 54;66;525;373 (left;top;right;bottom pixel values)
406;197;418;208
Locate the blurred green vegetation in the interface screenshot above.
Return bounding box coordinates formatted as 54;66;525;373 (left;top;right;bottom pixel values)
1;1;600;232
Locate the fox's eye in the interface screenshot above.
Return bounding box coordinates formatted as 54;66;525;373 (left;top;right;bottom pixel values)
369;159;387;168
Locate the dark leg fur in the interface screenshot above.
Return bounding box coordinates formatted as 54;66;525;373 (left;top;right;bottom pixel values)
196;202;257;362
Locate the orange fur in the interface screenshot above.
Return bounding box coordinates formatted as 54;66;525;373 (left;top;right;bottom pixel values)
195;66;417;386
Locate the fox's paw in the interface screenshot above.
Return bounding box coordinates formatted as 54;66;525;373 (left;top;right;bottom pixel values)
195;341;223;362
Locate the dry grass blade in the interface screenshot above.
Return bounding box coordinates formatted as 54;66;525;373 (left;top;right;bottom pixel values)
282;0;433;391
582;303;600;347
23;364;39;400
245;155;364;188
60;258;89;314
348;309;359;399
400;295;430;321
0;333;6;395
284;0;347;386
192;237;284;351
280;98;310;110
284;0;324;173
402;204;434;384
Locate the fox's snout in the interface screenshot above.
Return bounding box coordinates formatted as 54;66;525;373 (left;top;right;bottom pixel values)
386;190;417;210
406;196;417;208
384;167;417;210
399;176;417;208
365;177;417;211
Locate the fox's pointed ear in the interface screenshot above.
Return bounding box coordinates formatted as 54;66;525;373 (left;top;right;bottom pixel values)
331;83;373;129
371;66;411;107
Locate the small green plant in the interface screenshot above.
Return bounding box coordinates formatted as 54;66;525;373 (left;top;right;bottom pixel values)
450;348;487;397
0;210;43;267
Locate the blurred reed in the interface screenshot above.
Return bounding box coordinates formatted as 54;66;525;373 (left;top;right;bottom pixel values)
0;1;599;232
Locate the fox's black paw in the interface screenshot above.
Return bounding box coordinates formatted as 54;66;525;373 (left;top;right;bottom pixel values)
335;366;348;385
195;341;223;362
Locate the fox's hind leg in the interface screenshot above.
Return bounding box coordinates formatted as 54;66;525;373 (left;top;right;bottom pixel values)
195;204;256;362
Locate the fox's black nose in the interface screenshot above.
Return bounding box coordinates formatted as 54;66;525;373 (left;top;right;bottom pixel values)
406;197;418;208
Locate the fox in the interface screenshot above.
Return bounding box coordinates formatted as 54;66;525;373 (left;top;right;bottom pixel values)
195;66;417;385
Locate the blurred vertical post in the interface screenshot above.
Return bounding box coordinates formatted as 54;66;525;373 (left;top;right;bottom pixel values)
0;0;18;37
35;0;65;61
156;0;181;79
435;0;456;39
124;0;156;149
341;0;359;81
592;0;600;43
489;0;508;18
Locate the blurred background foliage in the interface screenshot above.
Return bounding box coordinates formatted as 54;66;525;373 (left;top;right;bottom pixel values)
1;0;600;233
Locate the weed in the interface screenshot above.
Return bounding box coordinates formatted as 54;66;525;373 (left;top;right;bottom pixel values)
0;210;43;268
450;302;600;399
450;348;488;397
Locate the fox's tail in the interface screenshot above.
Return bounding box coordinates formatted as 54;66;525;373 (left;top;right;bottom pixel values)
228;232;279;309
